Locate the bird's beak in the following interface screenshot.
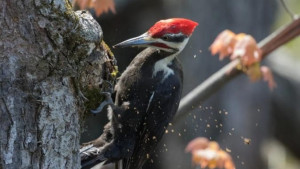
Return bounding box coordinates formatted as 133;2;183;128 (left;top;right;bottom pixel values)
113;33;153;48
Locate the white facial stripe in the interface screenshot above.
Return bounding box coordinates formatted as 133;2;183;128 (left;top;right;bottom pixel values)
152;35;190;78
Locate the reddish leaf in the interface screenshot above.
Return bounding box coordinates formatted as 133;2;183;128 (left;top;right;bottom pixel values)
186;137;236;169
210;30;237;60
210;30;275;90
261;66;276;90
73;0;116;17
246;64;276;90
94;0;116;16
231;34;262;66
185;137;209;153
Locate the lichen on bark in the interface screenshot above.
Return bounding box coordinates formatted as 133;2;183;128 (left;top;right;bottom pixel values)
0;0;114;168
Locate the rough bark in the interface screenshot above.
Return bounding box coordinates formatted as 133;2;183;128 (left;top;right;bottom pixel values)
0;0;110;168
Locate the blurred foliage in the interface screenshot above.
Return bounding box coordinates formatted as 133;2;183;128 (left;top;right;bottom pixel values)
210;30;276;90
73;0;116;16
274;0;300;59
186;137;235;169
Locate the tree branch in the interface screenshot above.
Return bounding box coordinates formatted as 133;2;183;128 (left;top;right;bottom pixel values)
173;17;300;124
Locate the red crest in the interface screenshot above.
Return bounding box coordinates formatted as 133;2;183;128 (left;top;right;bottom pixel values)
148;18;198;38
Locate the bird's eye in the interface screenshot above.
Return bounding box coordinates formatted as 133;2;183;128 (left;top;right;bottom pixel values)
162;36;169;40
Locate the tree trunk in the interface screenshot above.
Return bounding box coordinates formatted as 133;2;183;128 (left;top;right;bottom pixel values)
0;0;111;168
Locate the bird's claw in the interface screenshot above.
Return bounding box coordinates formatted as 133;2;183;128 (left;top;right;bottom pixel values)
100;80;114;93
90;92;114;114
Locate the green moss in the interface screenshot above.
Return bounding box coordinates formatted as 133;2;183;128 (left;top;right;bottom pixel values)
64;1;79;23
101;41;114;58
65;0;73;10
82;87;105;113
111;66;119;78
101;41;119;78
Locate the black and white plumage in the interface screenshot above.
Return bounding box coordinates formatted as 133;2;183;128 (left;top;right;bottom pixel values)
80;18;198;169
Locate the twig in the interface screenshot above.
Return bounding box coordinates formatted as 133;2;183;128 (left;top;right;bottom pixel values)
280;0;296;20
173;17;300;124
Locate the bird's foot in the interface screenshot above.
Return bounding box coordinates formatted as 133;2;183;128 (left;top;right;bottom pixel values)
100;80;114;93
90;92;114;114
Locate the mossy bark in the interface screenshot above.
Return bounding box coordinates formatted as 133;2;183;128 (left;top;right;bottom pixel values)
0;0;112;168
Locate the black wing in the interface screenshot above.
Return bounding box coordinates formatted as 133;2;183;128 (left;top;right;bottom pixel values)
123;70;183;169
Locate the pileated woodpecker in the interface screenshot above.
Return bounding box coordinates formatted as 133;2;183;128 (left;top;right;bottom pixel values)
81;18;198;169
